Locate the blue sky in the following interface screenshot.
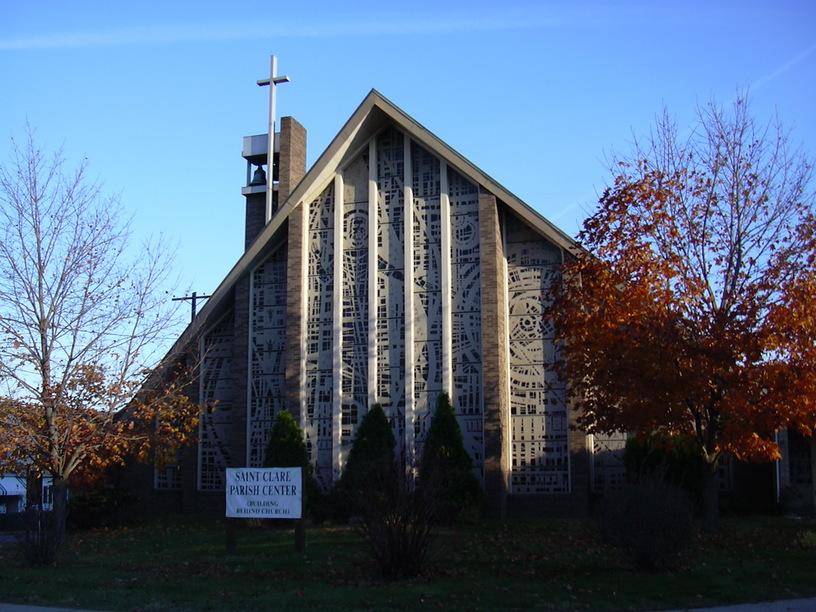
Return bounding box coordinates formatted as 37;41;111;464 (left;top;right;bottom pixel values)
2;1;815;302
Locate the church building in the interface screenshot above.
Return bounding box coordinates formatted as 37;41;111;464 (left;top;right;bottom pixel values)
137;65;642;519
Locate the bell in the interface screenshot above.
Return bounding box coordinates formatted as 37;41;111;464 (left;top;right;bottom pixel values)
249;165;267;186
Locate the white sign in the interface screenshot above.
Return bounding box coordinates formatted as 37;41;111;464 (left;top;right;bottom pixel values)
225;467;302;519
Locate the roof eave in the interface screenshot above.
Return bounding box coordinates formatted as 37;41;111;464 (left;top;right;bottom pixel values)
188;89;577;337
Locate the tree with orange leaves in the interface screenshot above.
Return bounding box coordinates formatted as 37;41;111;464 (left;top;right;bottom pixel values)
0;127;199;564
552;97;816;530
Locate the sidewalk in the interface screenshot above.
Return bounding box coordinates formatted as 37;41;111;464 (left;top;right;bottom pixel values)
2;600;815;612
0;607;111;612
664;599;816;612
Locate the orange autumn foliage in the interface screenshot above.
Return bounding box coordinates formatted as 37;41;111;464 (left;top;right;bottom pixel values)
552;98;816;468
0;362;199;488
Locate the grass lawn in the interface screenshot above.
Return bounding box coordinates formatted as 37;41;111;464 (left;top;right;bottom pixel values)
0;514;814;611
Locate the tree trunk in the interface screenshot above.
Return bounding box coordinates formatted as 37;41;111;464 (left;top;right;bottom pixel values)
51;478;69;549
25;476;68;566
701;461;720;533
26;472;42;508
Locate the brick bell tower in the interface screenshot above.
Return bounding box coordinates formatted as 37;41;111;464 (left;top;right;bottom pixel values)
241;56;306;250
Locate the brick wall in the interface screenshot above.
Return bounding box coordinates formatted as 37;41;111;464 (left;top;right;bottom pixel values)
244;193;266;251
479;193;510;519
278;117;307;203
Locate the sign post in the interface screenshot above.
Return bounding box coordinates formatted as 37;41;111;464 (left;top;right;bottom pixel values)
224;467;303;552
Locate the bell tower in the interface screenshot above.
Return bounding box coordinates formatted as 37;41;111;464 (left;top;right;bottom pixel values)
241;56;306;251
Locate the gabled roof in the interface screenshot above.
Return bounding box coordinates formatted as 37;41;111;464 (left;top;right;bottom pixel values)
180;89;576;343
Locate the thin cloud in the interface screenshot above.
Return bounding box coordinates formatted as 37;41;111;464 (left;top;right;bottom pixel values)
751;44;816;92
1;23;261;50
0;15;569;51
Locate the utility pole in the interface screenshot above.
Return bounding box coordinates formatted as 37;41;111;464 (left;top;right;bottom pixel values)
172;291;211;323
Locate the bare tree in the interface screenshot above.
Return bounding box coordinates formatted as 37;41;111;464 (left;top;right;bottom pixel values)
0;126;199;564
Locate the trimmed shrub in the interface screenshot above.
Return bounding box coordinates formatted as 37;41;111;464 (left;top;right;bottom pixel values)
418;392;482;523
263;410;322;518
337;404;433;579
336;404;398;508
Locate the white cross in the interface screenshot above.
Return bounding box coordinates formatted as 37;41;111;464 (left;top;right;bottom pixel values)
257;56;290;221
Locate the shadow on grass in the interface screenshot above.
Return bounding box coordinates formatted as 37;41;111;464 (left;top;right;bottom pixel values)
0;514;814;611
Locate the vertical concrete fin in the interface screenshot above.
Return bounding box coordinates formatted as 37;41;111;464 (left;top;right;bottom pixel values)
479;193;510;519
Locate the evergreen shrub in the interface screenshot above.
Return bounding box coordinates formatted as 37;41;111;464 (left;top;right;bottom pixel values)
263;410;322;519
337;404;434;579
335;404;397;513
418;392;482;523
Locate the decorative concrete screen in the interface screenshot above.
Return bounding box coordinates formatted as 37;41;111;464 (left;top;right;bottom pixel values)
591;432;628;492
301;125;485;487
248;245;289;468
195;122;575;497
306;180;338;487
505;215;570;494
199;312;236;491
